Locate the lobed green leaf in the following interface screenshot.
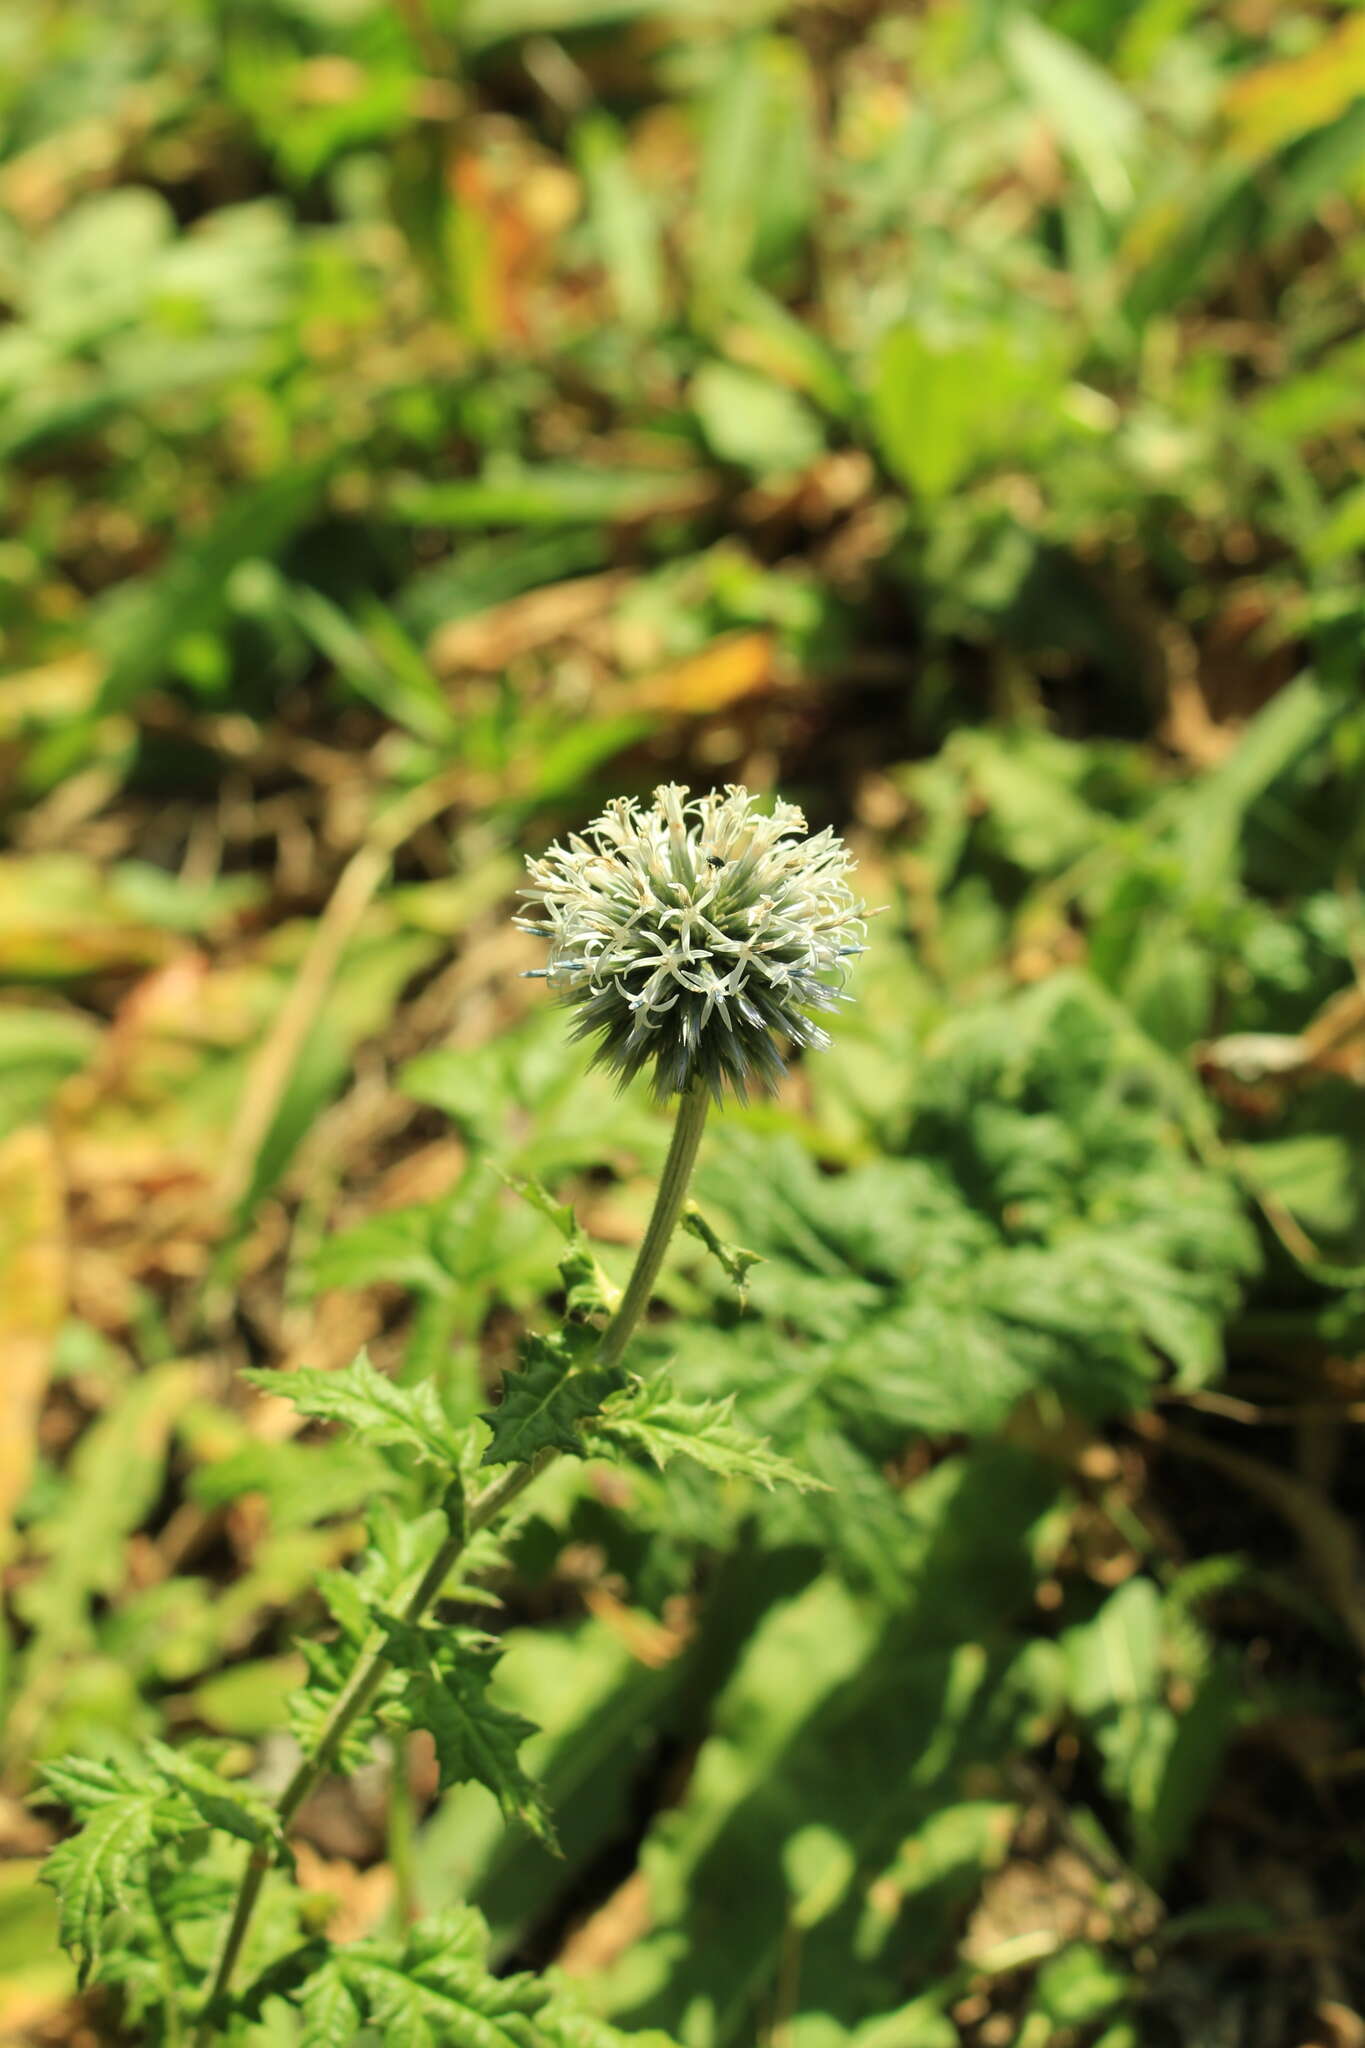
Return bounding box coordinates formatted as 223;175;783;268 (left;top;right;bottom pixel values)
482;1329;625;1467
243;1351;461;1467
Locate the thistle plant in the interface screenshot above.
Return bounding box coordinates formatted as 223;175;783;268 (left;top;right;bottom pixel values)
38;788;864;2048
517;782;866;1103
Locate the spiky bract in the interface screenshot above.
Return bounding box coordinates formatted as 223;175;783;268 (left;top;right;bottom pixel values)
516;785;866;1103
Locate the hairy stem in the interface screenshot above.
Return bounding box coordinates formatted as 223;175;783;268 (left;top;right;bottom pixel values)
598;1082;710;1369
192;1084;709;2039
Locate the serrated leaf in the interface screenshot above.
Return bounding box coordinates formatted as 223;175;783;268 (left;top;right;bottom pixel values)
300;1960;365;2048
290;1636;398;1775
35;1755;147;1817
144;1742;282;1849
243;1352;459;1467
682;1202;764;1303
497;1167;577;1240
481;1330;625;1467
558;1239;622;1322
499;1168;621;1319
39;1761;193;1982
296;1907;553;2048
314;1566;372;1647
532;1992;685;2048
381;1620;553;1844
587;1379;824;1494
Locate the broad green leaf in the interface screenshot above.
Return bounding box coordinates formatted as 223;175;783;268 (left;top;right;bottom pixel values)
310;1206;461;1299
1061;1576;1237;1879
687;980;1255;1447
602;1452;1064;2039
1233;1131;1359;1243
1032;1943;1130;2028
693;36;816;319
691;362;825;476
14;1360;201;1655
0;1859;72;2023
1131;1661;1240;1882
182;1656;305;1738
189;1436;397;1526
0;1004;100;1137
870;324;1058;501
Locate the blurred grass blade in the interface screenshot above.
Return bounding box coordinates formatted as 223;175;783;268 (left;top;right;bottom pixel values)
575;112;666;333
1001;13;1143;213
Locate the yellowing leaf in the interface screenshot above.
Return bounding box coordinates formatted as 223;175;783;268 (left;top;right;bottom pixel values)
0;1126;65;1558
1223;16;1365;160
630;631;775;716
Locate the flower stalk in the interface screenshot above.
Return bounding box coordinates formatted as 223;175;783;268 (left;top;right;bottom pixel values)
192;1084;709;2040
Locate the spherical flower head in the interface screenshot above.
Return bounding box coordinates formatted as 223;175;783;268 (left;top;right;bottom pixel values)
515;784;867;1104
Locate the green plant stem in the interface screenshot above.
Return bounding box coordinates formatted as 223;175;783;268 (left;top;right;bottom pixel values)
598;1081;710;1368
387;1735;418;1926
192;1083;709;2041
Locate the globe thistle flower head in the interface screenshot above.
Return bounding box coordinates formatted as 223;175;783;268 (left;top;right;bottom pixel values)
516;784;867;1104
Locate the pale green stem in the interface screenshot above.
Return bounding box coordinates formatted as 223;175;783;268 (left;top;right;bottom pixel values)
191;1084;709;2041
387;1735;418;1927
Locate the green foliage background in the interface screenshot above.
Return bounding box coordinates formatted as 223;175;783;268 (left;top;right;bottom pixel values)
3;0;1365;2042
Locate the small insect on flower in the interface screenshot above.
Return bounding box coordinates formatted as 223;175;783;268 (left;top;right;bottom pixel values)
516;783;867;1103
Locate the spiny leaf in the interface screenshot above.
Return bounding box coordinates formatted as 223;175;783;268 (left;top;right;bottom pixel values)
481;1329;625;1466
586;1378;824;1493
381;1620;554;1844
38;1758;194;1983
299;1961;365;2048
499;1167;622;1319
36;1755;150;1816
290;1636;400;1775
243;1352;460;1466
144;1741;283;1849
295;1907;553;2048
497;1167;576;1240
533;1997;686;2048
314;1565;373;1648
289;1490;470;1770
558;1238;622;1323
682;1201;764;1303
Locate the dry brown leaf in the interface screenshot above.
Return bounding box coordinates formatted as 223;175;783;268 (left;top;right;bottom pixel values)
0;1127;66;1559
962;1844;1096;1963
557;1869;653;1978
1202;979;1365;1086
427;571;627;675
581;1586;693;1668
293;1841;394;1944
